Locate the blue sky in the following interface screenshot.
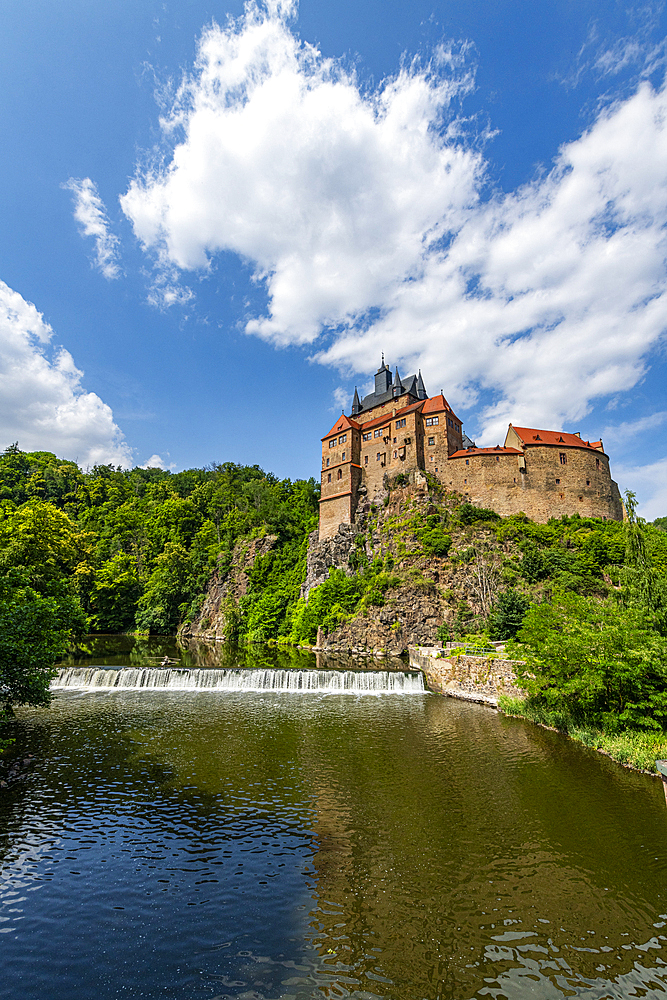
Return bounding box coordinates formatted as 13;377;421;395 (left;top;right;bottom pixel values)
1;0;666;515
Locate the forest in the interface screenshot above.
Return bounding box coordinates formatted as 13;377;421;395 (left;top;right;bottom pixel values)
1;444;667;766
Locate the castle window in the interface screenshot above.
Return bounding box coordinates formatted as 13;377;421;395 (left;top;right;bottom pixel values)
465;459;469;465
464;478;467;484
337;469;342;480
327;473;331;483
559;453;567;465
586;480;590;486
339;434;347;444
555;478;560;484
363;432;371;441
329;439;335;448
376;452;381;461
374;428;382;438
342;451;345;460
596;458;600;469
364;455;368;465
496;456;500;462
393;451;397;459
326;457;330;467
393;437;397;444
425;416;439;426
429;456;434;462
428;436;435;446
396;418;406;429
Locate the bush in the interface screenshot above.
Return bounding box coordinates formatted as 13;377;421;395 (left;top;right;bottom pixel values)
509;591;667;731
458;503;500;525
489;589;530;640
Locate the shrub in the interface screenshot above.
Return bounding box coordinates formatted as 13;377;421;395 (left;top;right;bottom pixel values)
489;589;530;640
458;503;500;525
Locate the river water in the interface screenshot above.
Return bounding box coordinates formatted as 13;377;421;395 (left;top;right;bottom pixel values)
1;637;666;999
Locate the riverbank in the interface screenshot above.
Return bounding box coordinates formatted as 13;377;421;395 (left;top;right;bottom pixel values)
407;645;667;775
497;695;667;774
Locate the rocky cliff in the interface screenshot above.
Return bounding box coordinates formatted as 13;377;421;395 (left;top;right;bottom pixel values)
180;532;278;642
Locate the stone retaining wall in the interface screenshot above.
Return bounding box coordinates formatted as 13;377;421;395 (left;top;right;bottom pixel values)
409;646;525;706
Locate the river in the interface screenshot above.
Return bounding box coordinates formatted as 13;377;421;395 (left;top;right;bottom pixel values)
1;636;666;999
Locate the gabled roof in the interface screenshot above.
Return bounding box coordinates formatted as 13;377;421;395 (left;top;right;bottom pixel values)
449;447;522;459
421;393;459;420
510;426;605;452
321;413;360;441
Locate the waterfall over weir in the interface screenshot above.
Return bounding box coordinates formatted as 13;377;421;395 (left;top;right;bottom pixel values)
52;666;426;695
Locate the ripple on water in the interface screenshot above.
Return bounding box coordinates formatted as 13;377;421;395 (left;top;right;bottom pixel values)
0;687;666;999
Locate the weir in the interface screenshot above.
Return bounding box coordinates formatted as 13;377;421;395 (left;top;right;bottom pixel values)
51;666;426;695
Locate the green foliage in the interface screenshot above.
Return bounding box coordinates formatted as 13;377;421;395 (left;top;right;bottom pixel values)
457;502;500;525
0;444;320;637
489;589;530;640
0;579;86;714
415;514;452;557
509;591;667;731
289;557;401;644
654;516;667;532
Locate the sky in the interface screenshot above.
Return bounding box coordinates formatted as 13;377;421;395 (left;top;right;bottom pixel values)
1;0;666;517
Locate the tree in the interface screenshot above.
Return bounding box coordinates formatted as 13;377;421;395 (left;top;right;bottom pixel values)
510;591;667;731
0;579;86;715
489;589;530;640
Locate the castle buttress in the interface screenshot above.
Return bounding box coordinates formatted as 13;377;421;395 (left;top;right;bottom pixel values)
319;359;623;539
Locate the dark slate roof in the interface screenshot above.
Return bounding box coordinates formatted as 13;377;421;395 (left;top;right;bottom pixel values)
358;372;425;412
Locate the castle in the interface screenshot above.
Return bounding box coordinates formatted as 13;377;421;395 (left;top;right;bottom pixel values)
319;359;623;539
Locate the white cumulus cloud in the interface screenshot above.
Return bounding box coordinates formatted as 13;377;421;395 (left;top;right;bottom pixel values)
121;3;480;340
0;280;132;467
64;177;122;279
121;3;667;450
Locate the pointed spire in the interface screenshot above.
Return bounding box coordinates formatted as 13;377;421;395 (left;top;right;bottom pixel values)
351;386;361;415
416;369;427;400
392;366;404;398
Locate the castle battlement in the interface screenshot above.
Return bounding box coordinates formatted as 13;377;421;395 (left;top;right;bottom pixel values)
319;360;623;539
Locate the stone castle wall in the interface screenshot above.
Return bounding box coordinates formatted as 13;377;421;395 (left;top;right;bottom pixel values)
446;444;623;521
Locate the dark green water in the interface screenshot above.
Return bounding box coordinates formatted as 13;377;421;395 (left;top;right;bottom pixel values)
1;641;666;999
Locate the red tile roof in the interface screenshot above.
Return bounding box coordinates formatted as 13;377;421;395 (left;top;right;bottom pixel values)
322;413;360;441
449;447;522;459
510;426;605;452
421;393;459;420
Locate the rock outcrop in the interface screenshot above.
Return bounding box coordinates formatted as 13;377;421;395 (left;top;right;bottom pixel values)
180;532;277;641
315;586;443;657
301;521;362;599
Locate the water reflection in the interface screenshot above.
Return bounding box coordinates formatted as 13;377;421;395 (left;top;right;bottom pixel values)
60;634;408;674
1;642;666;1000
